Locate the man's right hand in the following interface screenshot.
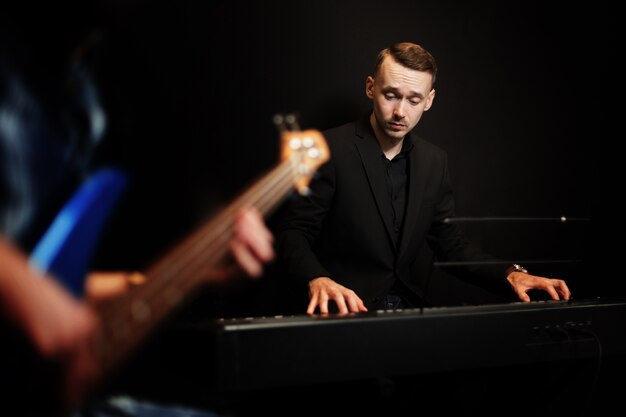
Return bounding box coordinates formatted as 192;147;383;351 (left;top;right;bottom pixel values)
307;277;368;314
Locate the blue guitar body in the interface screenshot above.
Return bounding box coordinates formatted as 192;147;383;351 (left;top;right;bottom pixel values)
29;167;128;298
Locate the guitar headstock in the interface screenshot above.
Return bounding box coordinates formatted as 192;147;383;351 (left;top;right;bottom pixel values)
275;113;329;195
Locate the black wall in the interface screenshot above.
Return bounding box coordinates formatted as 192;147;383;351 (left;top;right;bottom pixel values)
93;1;622;312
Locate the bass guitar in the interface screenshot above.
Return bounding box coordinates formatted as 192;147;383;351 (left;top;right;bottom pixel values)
26;115;329;415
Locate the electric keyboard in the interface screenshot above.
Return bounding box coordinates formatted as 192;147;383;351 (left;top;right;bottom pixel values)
174;297;626;393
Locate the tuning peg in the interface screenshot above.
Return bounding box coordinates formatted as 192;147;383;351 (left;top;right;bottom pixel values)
273;113;287;132
285;113;300;131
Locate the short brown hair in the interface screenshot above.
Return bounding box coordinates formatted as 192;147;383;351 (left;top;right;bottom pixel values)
374;42;437;87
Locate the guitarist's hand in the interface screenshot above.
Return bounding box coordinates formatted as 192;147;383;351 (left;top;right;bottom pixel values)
230;206;275;278
85;271;146;306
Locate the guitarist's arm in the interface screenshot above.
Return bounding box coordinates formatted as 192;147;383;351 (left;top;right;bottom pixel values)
1;206;275;412
1;206;275;357
0;235;101;411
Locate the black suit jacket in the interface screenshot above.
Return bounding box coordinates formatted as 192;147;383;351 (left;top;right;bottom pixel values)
277;114;509;308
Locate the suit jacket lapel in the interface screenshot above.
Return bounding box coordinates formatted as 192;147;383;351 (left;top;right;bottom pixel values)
354;119;397;251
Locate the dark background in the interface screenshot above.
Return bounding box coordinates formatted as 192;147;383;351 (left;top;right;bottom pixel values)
90;0;622;314
71;1;625;414
2;2;622;414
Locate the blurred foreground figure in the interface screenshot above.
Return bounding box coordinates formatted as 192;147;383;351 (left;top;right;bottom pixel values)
0;2;274;416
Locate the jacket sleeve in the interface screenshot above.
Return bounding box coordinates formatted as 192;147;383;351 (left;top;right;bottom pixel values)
276;156;336;284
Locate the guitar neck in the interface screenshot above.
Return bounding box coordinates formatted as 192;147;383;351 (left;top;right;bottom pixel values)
95;158;298;371
92;122;329;377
